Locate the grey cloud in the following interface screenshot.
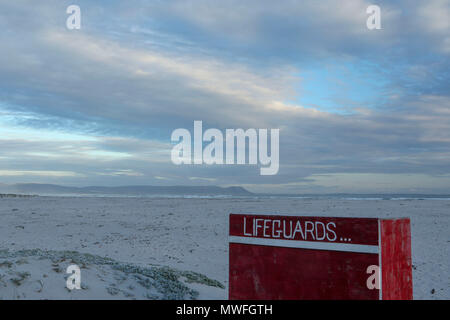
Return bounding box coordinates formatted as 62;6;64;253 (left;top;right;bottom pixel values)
0;1;449;193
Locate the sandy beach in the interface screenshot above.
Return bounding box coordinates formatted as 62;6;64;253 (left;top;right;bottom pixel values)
0;196;449;299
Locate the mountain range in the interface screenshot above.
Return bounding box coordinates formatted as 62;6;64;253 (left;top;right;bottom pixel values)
0;183;253;196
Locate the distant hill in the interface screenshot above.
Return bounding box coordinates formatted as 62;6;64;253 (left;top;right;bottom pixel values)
0;183;253;196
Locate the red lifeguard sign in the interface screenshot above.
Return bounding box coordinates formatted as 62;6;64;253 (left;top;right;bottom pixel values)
229;214;412;300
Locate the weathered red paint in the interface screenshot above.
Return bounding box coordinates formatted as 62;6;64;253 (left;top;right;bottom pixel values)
229;214;413;300
229;243;379;300
380;219;413;300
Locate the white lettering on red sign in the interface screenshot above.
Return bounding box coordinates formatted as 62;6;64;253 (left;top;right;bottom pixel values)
243;217;337;241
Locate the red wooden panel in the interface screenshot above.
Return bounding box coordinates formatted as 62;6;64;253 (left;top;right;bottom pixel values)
229;243;379;300
380;218;413;300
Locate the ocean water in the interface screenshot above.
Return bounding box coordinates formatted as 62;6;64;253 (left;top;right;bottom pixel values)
12;193;450;200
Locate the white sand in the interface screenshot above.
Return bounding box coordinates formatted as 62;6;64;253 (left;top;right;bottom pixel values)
0;196;449;299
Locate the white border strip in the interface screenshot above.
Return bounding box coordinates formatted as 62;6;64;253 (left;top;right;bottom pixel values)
378;220;383;300
229;236;379;254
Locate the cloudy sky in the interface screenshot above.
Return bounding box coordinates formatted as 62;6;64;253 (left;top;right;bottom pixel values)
0;0;449;193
